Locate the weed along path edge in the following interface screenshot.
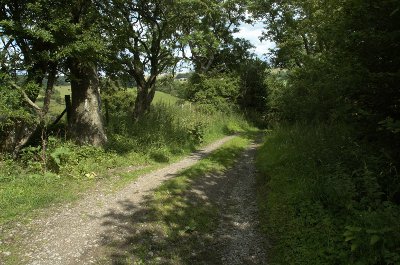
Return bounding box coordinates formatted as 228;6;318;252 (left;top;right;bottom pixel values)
2;136;234;264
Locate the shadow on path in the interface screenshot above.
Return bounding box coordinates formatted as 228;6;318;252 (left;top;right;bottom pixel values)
97;141;267;265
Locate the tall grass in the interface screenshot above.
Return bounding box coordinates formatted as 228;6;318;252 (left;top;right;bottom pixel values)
256;123;400;265
104;90;251;156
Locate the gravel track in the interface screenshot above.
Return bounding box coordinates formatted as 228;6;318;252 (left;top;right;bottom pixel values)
2;136;235;265
212;140;268;264
1;135;268;265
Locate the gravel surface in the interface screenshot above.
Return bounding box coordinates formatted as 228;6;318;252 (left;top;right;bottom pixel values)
1;136;235;265
212;140;268;264
93;137;268;264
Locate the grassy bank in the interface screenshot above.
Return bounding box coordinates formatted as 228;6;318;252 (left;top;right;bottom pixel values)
256;123;400;265
98;136;250;264
0;90;252;227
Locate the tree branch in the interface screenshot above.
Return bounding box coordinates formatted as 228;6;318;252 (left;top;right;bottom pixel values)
10;82;42;114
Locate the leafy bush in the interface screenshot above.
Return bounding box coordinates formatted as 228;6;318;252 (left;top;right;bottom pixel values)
185;73;240;112
102;89;136;134
256;123;400;265
103;90;250;155
264;57;358;123
20;145;44;172
238;58;268;113
0;74;39;152
155;75;187;98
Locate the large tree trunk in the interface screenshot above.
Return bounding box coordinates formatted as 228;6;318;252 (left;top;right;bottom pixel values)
133;85;148;121
133;83;156;121
69;60;107;146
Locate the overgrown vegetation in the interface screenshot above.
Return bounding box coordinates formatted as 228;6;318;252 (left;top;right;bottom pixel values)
2;0;399;263
257;125;400;264
0;0;251;151
253;0;400;264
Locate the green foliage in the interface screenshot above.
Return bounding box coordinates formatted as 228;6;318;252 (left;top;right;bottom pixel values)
379;117;400;134
102;89;136;132
103;90;251;155
264;57;360;123
256;124;400;265
155;76;187;98
185;73;240;112
255;0;400;134
238;58;269;113
186;121;205;144
49;146;72;170
253;3;400;263
20;146;44;172
0;74;36;128
174;0;247;74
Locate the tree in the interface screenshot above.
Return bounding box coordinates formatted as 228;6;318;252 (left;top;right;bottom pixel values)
0;0;108;150
102;0;179;120
238;58;268;113
177;0;248;74
63;0;107;146
250;0;339;68
252;0;400;128
0;0;59;154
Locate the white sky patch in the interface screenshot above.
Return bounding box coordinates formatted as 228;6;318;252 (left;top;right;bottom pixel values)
233;22;275;58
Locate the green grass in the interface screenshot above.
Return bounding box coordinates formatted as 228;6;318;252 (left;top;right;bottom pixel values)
153;90;180;104
256;123;400;265
98;136;250;264
0;145;148;225
37;86;176;119
54;85;71;96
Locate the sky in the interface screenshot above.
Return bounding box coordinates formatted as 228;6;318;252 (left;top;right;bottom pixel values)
232;22;275;59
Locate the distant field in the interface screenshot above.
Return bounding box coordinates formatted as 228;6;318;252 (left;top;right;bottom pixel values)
37;85;179;123
55;85;71;97
36;85;71;119
114;87;180;105
153;90;180;104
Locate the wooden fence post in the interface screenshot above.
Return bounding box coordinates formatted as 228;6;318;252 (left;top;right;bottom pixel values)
65;95;71;126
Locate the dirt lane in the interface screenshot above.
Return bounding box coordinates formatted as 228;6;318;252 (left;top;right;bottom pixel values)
93;138;268;264
3;136;235;265
211;140;267;264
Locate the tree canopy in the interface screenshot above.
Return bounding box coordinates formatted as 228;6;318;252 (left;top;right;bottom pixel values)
0;0;255;152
